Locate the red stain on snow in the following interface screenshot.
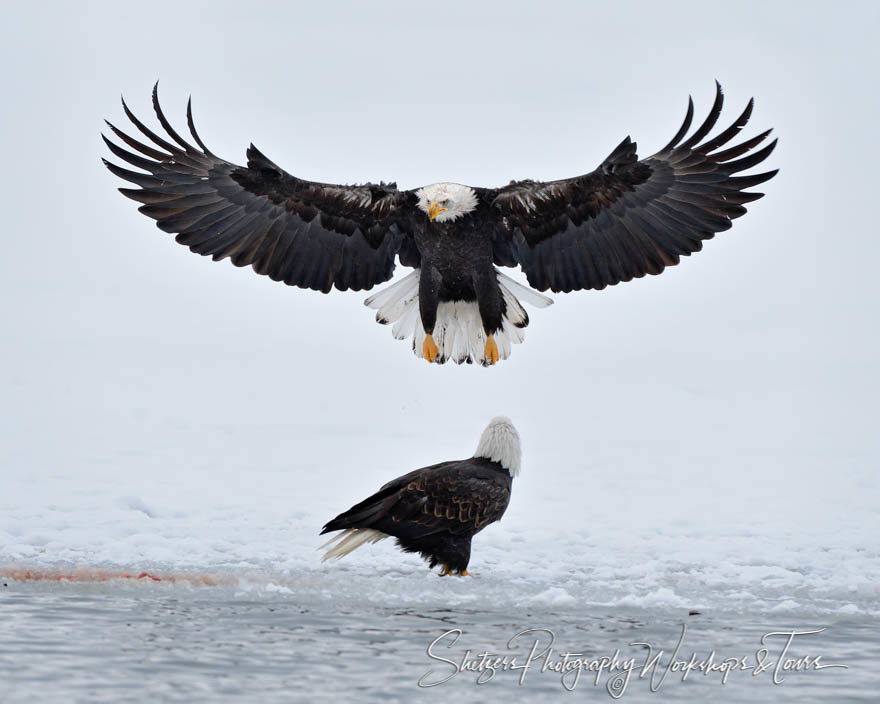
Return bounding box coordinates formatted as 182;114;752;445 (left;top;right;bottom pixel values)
0;567;234;585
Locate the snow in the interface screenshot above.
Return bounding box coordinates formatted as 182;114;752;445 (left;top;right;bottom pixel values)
2;403;877;617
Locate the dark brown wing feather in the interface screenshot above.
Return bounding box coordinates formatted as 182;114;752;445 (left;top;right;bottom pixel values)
103;84;415;293
485;82;778;292
321;459;512;539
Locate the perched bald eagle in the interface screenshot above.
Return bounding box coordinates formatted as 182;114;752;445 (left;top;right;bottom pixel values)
320;417;520;576
104;82;776;365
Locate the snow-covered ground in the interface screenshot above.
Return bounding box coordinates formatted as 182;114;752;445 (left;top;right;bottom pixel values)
2;369;877;617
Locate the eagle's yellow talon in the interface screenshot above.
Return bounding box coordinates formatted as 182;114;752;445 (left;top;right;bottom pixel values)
485;335;499;365
423;334;439;363
438;565;469;576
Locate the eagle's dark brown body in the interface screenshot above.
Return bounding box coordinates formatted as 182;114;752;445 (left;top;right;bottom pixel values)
321;457;512;574
414;221;506;335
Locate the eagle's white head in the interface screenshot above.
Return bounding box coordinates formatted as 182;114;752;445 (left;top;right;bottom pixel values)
474;416;522;477
415;182;478;223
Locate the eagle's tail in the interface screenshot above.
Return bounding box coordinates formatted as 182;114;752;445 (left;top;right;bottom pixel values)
364;269;553;365
320;528;389;562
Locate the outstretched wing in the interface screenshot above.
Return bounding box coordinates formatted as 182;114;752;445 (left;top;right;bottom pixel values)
485;82;778;292
103;84;415;293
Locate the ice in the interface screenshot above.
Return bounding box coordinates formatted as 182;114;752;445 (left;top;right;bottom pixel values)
525;587;577;606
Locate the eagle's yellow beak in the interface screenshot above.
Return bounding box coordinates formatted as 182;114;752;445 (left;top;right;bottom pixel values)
427;201;448;221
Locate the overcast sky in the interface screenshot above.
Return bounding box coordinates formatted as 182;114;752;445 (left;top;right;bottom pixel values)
2;1;877;497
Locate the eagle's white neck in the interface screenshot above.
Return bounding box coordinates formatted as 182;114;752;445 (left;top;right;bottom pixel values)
474;416;522;477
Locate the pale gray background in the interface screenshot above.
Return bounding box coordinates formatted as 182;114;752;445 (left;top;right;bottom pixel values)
1;0;877;540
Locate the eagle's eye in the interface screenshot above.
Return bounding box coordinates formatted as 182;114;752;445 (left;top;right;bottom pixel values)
440;199;449;206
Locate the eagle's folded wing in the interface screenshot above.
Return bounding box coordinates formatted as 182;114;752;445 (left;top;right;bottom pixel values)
386;466;510;538
103;84;412;293
486;82;778;292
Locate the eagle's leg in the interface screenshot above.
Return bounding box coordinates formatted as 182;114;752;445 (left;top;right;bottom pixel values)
473;268;505;366
438;538;472;576
419;267;442;363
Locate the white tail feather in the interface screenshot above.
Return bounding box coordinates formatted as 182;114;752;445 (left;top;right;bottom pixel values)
365;268;554;365
500;285;528;327
496;271;554;308
364;269;420;322
391;303;419;340
320;528;389;562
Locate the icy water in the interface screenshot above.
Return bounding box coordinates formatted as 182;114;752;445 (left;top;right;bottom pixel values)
1;580;877;703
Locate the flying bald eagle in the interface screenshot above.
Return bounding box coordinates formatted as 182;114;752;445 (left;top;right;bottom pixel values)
320;417;520;576
103;82;776;365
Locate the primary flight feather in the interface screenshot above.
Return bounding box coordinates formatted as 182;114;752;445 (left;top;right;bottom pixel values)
103;82;776;365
